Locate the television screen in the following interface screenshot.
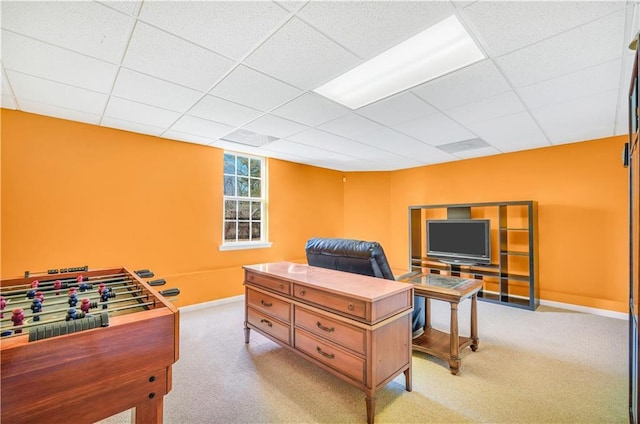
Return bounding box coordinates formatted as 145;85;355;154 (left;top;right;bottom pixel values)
426;219;491;265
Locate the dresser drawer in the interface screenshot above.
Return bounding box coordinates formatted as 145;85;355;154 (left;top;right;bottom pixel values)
245;271;291;295
295;307;365;355
293;285;366;320
295;328;365;384
247;289;291;323
247;308;290;345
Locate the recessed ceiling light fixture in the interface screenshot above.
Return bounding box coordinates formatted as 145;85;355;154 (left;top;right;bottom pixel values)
313;15;485;109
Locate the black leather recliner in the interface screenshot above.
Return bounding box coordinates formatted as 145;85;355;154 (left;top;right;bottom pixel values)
304;237;425;338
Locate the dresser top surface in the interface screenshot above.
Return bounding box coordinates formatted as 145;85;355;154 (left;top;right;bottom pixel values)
243;261;412;301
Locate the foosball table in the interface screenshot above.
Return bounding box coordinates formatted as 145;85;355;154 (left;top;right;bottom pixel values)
0;266;180;424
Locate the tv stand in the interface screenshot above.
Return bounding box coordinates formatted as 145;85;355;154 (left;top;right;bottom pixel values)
409;201;538;310
438;259;479;266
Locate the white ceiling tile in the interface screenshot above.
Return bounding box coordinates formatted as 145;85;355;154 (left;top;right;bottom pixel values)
452;146;502;160
356;92;437;126
363;154;426;171
271;93;349;126
18;98;101;125
392;112;477;146
244;114;309;139
464;1;626;56
96;1;143;16
210;139;278;158
615;95;628;136
7;70;108;115
244;17;360;90
351;127;455;164
530;89;618;145
446;91;526;128
1;31;118;93
274;1;306;13
262;139;350;162
139;1;289;60
113;68;203;113
497;10;626;88
1;67;13;97
298;1;455;58
1;94;15;108
288;128;368;152
518;59;621;110
411;59;511;110
170;115;235;140
465;111;550;152
1;1;133;63
163;129;216;146
102;116;165;136
317;113;384;139
104;97;182;129
189;95;263;127
209;65;302;112
123;22;235;91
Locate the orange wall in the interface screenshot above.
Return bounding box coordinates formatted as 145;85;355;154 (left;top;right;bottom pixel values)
1;110;344;307
1;110;629;312
343;136;628;312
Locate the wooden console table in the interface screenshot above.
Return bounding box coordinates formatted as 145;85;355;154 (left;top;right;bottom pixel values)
243;262;413;424
398;272;482;375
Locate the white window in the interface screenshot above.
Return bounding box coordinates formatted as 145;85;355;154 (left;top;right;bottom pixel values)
220;152;271;250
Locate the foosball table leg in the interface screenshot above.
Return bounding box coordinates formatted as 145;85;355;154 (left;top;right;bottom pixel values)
132;396;164;424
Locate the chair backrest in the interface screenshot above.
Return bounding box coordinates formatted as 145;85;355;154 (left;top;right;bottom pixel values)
304;237;395;281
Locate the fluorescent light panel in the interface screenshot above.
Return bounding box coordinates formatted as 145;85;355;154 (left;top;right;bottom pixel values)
313;15;485;109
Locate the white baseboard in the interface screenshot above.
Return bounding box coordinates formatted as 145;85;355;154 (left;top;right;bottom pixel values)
539;299;627;320
177;294;627;321
179;295;244;313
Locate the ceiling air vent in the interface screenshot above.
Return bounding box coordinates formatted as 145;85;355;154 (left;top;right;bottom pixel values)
220;129;279;147
436;138;489;154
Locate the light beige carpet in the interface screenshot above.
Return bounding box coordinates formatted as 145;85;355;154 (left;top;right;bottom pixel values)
98;298;627;423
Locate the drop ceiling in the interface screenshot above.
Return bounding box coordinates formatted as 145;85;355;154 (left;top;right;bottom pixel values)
1;1;638;171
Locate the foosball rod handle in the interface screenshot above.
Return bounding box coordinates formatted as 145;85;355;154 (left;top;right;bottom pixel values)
159;288;180;297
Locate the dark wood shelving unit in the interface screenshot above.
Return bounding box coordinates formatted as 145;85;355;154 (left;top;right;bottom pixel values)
627;32;639;424
409;201;539;310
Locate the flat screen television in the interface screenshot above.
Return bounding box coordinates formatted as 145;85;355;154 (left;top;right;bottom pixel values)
426;219;491;265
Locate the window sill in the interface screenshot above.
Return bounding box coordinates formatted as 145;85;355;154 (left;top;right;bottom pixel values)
219;242;272;251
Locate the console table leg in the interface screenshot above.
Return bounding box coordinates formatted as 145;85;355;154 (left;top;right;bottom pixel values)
449;302;460;375
425;297;431;329
470;294;479;351
365;396;376;424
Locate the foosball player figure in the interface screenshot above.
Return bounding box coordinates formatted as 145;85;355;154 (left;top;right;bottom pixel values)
30;299;42;322
27;280;39;299
100;289;111;309
98;283;106;295
80;298;91;314
36;291;45;304
11;308;24;333
0;296;6;318
65;308;85;321
68;292;78;307
54;279;62;295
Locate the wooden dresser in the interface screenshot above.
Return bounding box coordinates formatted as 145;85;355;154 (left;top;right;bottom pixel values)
243;261;413;424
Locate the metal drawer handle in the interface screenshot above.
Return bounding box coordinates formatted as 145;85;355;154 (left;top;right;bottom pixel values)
316;346;335;359
299;289;306;296
348;303;354;310
260;300;272;307
316;321;335;332
260;319;272;327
